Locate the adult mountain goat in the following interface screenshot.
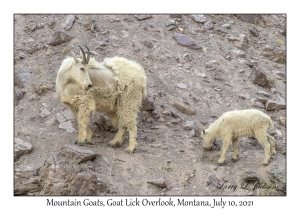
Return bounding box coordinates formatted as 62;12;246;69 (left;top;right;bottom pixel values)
201;109;276;165
56;46;147;153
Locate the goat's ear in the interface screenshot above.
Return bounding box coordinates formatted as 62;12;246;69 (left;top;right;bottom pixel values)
71;51;79;64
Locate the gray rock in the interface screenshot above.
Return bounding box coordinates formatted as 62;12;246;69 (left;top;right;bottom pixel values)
14;138;33;161
97;37;109;46
143;40;154;48
233;49;246;58
18;51;26;59
249;26;259;37
235;14;269;27
59;120;76;133
203;20;214;30
256;97;268;104
61;109;75;120
249;66;270;87
265;100;278;111
142;97;155;111
261;45;286;63
48;31;74;46
222;23;231;29
134;14;152;20
147;177;166;188
14;88;24;106
15;70;32;88
58;145;97;164
189;129;196;138
241;171;260;181
191;14;207;23
176;83;188;89
164;20;177;30
14;167;41;195
197;72;206;78
173;33;202;50
257;90;270;97
170;14;183;18
252;101;265;109
173;102;196;116
63;15;76;31
277;97;286;110
55;112;66;123
233;34;247;48
39;146;109;195
206;172;220;186
39;107;51;118
274;70;286;78
205;60;218;68
183;120;194;130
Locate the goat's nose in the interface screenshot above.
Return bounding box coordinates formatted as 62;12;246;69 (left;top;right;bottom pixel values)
88;84;92;89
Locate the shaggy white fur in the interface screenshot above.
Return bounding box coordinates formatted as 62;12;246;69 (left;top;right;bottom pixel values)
56;51;146;153
201;109;276;165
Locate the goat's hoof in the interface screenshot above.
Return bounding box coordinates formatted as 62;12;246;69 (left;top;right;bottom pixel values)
231;158;238;162
85;141;93;145
124;148;134;154
107;143;113;147
263;162;269;166
217;162;225;166
77;141;85;146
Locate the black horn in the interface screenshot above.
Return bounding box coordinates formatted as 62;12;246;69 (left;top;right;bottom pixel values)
84;45;90;64
78;45;87;64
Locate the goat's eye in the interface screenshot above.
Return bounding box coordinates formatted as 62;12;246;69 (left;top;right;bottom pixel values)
80;68;84;71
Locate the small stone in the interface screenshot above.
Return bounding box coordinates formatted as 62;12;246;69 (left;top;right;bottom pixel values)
233;34;247;48
222;23;231;29
205;60;218;68
14;138;33;161
279;116;286;127
173;33;202;50
173;102;196;116
61;109;75;120
14;89;24;106
150;144;161;148
143;41;154;48
18;52;26;59
176;83;188;89
249;66;270;87
15;70;32;88
55;112;66;123
274;70;285;77
142;97;155;111
233;49;246;58
97;37;109;46
197;72;206;78
241;171;260;181
147;177;166;188
225;54;231;60
249;26;259;37
58;145;97;164
62;47;71;55
191;14;207;23
63;15;75;31
203;20;214;30
189;129;196;138
257;90;270;97
59;120;76;133
251;100;265;109
39;107;51;118
239;69;245;73
48;31;74;46
183;120;194;130
134;15;152;20
265;100;278;111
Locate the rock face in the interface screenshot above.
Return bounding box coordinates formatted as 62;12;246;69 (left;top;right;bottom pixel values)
48;31;74;46
14;167;41;195
173;33;202;50
39;145;109;195
15;70;32;88
14;138;33;161
249;66;270;88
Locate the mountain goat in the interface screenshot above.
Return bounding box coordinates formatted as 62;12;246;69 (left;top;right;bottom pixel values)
56;46;147;153
201;109;276;165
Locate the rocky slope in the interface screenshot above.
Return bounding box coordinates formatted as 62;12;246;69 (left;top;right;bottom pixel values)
14;14;286;196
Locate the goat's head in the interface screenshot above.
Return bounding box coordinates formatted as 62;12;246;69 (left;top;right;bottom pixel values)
70;45;92;91
201;129;213;151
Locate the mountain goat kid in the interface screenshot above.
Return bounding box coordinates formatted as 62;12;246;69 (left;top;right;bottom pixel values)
56;46;147;153
201;109;276;165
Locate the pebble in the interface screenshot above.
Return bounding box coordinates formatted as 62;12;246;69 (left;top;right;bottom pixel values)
176;83;188;89
222;23;231;29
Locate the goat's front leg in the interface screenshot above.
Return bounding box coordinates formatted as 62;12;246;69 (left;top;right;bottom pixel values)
124;122;138;153
218;137;231;165
231;138;239;161
107;127;127;147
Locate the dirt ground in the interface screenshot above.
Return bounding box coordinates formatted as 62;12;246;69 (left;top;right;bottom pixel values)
14;14;286;195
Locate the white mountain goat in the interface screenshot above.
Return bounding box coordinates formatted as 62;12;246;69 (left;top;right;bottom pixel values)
201;109;276;165
56;46;147;153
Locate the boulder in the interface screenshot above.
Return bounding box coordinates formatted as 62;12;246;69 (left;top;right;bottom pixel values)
14;138;33;161
249;66;270;88
48;31;74;46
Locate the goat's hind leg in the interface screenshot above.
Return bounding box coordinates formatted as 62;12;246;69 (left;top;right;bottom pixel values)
255;131;271;165
107;127;127;147
231;138;239;162
267;134;276;158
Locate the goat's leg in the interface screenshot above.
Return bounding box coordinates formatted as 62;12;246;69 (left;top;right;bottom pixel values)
267;134;276;158
107;127;127;147
124;122;138;153
231;138;239;161
218;137;231;165
255;131;271;165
